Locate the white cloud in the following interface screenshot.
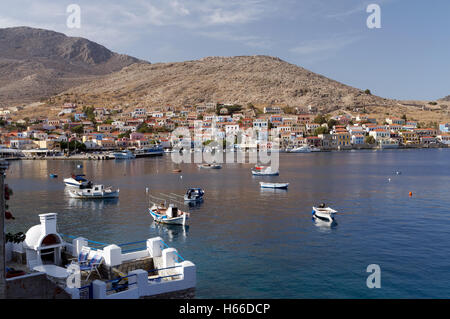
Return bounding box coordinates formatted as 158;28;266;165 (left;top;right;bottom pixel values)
290;35;363;55
197;30;271;48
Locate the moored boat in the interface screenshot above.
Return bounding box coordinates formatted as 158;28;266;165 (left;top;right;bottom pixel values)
134;146;164;157
68;184;119;199
148;203;189;226
111;150;136;159
251;166;279;176
198;163;222;169
312;204;338;222
288;145;312;153
64;174;92;188
184;188;205;202
259;182;289;189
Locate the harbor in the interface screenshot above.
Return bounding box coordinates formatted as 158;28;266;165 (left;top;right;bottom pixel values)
4;148;450;298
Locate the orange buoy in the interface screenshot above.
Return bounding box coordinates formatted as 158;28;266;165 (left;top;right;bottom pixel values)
409;192;413;197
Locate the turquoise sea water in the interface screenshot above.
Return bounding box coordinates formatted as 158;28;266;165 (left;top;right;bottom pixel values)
5;148;450;298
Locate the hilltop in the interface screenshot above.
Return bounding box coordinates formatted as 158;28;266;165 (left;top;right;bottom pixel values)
0;26;145;107
58;55;394;112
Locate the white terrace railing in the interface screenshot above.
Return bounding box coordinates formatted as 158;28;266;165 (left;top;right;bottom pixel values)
62;236;195;299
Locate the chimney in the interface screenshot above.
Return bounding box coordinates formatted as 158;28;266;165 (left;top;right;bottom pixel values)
39;213;57;235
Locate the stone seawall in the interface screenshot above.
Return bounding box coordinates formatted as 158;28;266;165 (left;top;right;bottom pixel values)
141;288;196;299
6;273;71;299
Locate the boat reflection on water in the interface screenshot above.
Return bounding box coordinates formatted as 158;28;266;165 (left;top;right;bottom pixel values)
185;200;203;209
150;222;189;242
259;187;288;194
312;218;337;232
67;197;119;210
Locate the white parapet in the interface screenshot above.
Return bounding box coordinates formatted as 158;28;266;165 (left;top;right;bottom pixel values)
72;237;88;257
147;237;164;257
162;248;178;268
92;280;107;299
103;244;122;267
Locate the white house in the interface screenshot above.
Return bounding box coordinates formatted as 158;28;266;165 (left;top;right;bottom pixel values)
225;123;240;136
369;129;390;140
351;134;365;145
252;119;268;130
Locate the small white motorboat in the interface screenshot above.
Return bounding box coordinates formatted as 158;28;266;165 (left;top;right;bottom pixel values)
251;167;279;176
111;150;136;159
64;174;92;188
184;188;205;202
68;184;119;199
198;163;222;169
148;203;189;226
288;145;312;153
312;204;338;222
260;182;289;189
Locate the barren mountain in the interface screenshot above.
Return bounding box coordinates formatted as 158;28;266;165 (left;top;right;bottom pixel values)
0;27;144;107
61;55;395;112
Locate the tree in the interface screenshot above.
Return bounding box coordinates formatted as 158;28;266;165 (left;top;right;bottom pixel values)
313;114;327;125
71;125;84;134
137;123;153;134
60;141;86;153
82;106;96;123
364;89;372;95
365;135;376;144
401;114;407;121
314;126;329;136
118;130;132;139
327;119;337;130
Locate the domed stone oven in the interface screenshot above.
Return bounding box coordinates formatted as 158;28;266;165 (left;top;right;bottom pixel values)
24;213;64;268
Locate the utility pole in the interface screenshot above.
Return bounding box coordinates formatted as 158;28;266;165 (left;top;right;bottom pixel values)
0;160;9;299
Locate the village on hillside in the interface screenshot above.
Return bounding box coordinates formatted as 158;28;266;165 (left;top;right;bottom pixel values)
0;102;449;159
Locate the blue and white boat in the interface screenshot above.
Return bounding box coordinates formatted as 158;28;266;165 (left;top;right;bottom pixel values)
63;174;92;188
149;203;189;226
184;188;205;202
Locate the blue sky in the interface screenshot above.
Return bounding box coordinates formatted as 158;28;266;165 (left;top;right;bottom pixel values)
0;0;449;100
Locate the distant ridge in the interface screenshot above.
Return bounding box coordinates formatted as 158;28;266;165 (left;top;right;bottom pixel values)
61;55;395;111
0;26;146;106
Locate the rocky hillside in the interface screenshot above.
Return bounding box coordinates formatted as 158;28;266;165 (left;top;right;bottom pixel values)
0;27;144;107
60;55;395;112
